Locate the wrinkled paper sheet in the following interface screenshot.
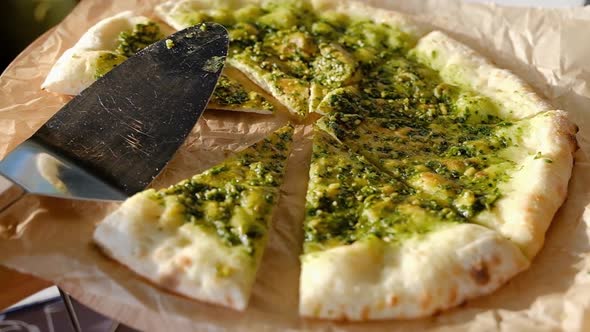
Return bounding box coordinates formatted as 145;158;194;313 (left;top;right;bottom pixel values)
1;0;590;331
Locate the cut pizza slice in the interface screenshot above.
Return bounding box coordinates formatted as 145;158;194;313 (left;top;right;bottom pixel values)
309;17;420;114
228;53;310;118
42;11;172;95
156;0;314;118
208;70;277;115
318;30;548;121
93;124;294;310
300;127;528;319
318;109;576;259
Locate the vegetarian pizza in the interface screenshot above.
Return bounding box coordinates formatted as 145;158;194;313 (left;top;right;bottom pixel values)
43;0;577;321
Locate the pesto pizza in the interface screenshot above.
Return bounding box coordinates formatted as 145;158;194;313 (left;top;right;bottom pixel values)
151;0;575;319
94;124;294;310
39;0;577;321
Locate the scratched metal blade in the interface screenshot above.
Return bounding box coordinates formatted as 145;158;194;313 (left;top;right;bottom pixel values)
9;23;229;199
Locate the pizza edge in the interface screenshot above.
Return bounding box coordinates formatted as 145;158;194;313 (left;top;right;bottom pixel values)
411;31;577;259
41;11;174;95
93;194;256;310
475;110;577;259
299;223;529;320
299;129;529;319
413;30;552;120
310;0;428;38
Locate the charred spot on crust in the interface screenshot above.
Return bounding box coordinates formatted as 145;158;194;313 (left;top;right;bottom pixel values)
158;270;180;288
361;306;370;320
470;263;490;285
490;254;501;266
448;286;458;303
432;309;443;317
389;295;399;307
420;293;432;310
225;295;233;307
177;255;192;268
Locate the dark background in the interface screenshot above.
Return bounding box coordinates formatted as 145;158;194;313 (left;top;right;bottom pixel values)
0;0;78;72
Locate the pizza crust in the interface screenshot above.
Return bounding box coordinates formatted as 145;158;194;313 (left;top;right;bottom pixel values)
474;110;577;259
42;49;115;96
94;192;258;310
300;223;529;320
310;0;427;39
74;12;153;51
41;12;172;95
155;0;257;30
412;31;552;120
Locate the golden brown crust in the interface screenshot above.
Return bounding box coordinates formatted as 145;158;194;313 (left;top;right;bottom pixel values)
474;110;577;259
299;224;530;320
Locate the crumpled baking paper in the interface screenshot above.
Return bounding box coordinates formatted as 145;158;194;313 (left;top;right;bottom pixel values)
1;0;590;331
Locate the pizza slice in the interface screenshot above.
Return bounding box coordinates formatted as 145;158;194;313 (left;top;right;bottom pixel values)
208;70;276;114
42;11;172;95
93;124;294;310
300;127;528;319
225;7;317;119
309;17;419;113
228;52;310;118
318;109;576;259
156;0;314;118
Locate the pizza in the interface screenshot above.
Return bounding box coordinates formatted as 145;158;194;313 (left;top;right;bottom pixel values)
41;11;276;115
94;124;294;310
40;0;577;321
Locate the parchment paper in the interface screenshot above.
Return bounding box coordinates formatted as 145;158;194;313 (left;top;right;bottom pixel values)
1;0;590;331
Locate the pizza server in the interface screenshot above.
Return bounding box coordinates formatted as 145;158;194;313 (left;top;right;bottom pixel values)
0;22;229;209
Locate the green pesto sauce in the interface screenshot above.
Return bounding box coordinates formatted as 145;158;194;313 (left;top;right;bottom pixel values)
153;125;293;253
320;55;502;124
173;3;414;87
202;55;226;73
304;131;464;253
94;22;163;79
157;179;273;255
211;76;274;111
317;110;517;223
94;52;126;79
116;21;163;57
